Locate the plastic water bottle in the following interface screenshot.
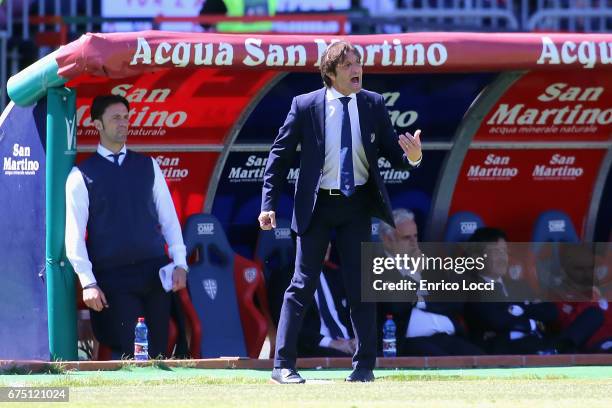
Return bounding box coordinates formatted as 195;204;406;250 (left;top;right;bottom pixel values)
382;314;397;357
134;317;149;361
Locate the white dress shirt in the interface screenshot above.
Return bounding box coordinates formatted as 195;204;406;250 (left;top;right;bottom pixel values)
320;87;421;189
320;87;369;189
65;144;187;287
406;307;456;338
405;275;456;338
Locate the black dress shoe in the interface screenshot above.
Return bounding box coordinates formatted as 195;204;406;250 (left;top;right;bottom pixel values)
270;368;306;384
345;368;375;382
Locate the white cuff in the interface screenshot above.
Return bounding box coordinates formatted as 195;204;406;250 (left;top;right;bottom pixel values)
407;154;422;167
168;245;187;269
510;331;526;340
75;270;97;288
175;264;189;273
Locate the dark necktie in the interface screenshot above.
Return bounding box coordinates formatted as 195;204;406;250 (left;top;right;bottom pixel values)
339;96;355;197
316;278;344;340
108;152;124;166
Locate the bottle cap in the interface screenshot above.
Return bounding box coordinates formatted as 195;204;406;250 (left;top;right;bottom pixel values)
386;314;393;319
138;317;145;323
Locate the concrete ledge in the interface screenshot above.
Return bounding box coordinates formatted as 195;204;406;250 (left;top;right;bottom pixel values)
2;354;612;373
473;355;524;367
377;357;426;369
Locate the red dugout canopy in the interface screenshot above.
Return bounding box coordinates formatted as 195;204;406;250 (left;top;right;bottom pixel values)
57;31;612;76
7;31;612;106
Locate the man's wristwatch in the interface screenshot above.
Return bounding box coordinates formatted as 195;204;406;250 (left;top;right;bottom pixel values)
175;264;189;273
83;283;98;289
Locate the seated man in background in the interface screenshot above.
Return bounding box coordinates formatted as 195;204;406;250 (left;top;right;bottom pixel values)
298;243;357;358
377;209;483;356
464;227;590;354
554;243;607;353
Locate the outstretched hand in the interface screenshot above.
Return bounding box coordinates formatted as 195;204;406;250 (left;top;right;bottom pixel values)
398;129;422;163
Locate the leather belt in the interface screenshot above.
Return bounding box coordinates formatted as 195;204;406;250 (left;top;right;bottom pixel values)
319;184;366;197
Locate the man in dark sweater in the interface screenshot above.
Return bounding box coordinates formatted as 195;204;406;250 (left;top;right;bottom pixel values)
464;227;593;355
65;95;188;359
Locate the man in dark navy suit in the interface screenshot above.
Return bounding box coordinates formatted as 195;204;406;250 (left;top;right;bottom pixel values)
258;41;423;384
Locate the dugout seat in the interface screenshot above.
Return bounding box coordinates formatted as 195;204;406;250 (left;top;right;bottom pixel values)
254;219;294;330
183;213;269;358
530;210;579;292
444;211;485;242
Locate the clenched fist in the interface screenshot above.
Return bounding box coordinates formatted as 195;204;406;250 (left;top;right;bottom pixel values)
258;211;276;230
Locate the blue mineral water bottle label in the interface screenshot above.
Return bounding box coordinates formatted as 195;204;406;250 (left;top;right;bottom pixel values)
383;338;396;355
134;342;148;360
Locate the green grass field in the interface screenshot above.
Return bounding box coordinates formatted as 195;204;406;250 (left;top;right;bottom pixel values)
1;366;611;408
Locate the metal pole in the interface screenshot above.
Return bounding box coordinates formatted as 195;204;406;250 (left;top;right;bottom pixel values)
70;0;76;34
0;34;6;111
46;87;78;361
38;0;45;32
38;0;46;58
54;0;60;31
86;0;92;33
21;0;28;40
6;0;12;37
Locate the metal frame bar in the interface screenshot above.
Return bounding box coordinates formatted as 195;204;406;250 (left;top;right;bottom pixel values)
0;32;7;111
203;72;288;213
367;10;519;30
528;9;612;31
585;146;612;241
425;71;525;241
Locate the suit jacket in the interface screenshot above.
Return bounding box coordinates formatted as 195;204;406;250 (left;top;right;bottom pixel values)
465;276;558;347
261;87;415;234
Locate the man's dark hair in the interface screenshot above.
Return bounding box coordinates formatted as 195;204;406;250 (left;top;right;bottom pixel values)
320;41;362;88
468;227;508;244
90;95;130;122
466;227;508;258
